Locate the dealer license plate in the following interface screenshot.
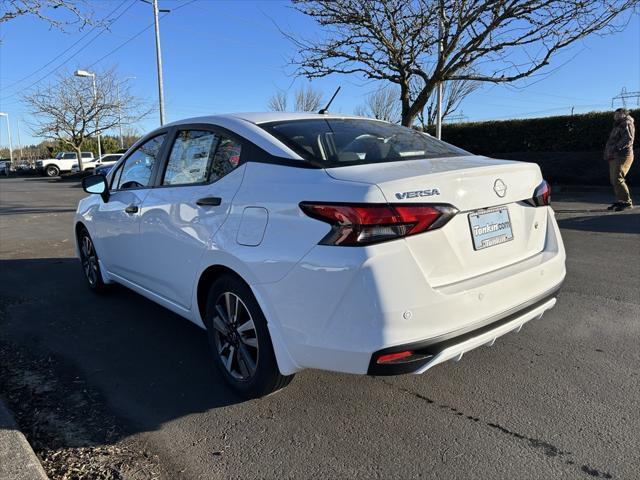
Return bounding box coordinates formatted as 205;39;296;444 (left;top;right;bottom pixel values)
468;206;514;250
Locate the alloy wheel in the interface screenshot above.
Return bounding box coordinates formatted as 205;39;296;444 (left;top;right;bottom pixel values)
80;234;99;286
212;292;259;381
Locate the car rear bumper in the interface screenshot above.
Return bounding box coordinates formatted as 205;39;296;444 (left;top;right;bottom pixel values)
257;208;566;375
367;284;560;375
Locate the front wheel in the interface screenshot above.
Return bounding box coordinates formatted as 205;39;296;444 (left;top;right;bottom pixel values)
45;164;59;177
204;274;294;398
78;228;107;292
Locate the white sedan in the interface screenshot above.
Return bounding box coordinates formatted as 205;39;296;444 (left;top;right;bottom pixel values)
71;153;124;174
75;113;566;398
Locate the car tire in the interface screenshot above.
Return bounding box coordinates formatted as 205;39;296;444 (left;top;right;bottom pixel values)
77;227;107;293
204;274;294;398
45;165;59;177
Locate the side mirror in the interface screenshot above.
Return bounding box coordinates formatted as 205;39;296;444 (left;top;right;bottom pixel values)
82;174;110;203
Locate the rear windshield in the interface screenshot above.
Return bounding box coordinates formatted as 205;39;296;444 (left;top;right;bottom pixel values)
260;118;470;167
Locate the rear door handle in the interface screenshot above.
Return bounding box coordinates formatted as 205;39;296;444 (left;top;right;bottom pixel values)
196;196;222;206
124;205;139;214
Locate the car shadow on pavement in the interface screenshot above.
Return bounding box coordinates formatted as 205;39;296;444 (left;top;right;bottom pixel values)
557;212;640;234
0;207;78;216
9;177;84;187
0;257;245;451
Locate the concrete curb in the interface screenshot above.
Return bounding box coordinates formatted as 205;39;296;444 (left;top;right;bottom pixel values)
0;398;49;480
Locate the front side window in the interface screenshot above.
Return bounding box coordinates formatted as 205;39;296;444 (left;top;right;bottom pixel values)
163;130;219;185
62;153;77;160
261;118;470;167
116;134;166;189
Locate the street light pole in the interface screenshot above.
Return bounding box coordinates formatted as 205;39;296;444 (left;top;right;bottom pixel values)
152;0;166;125
75;70;102;164
16;119;23;162
0;112;14;167
91;74;103;161
117;82;124;149
116;77;136;149
436;6;444;140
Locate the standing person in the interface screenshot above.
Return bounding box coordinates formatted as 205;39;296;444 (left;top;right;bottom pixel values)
604;108;635;211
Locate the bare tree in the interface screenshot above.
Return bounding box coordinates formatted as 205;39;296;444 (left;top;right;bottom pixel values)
289;0;637;127
121;127;141;150
267;85;324;112
23;68;151;170
417;78;479;130
267;89;288;112
294;84;323;112
1;0;97;30
354;86;401;123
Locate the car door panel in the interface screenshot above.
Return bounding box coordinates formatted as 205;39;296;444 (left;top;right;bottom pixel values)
93;189;150;284
91;133;168;285
138;165;246;308
136;129;246;308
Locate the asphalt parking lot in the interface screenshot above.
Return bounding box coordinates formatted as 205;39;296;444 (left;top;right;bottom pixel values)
1;176;639;480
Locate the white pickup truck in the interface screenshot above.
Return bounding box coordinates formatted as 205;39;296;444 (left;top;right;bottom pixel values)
36;152;94;177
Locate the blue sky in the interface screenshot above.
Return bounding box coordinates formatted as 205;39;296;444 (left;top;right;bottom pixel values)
1;0;639;146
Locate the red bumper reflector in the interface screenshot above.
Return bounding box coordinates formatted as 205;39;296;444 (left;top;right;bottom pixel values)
376;350;414;364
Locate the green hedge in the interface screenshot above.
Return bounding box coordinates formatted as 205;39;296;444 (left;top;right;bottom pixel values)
437;109;639;154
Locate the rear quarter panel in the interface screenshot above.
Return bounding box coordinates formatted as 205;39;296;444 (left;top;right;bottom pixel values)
205;162;387;285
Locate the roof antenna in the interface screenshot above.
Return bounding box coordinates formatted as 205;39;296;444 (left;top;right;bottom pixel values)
319;86;341;114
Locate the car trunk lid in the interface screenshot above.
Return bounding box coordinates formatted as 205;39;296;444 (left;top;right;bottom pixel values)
325;156;549;287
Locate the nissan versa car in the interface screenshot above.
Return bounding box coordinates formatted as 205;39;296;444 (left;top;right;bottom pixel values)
75;113;566;398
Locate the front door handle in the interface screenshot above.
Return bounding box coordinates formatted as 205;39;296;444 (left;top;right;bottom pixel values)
196;196;222;207
124;205;139;214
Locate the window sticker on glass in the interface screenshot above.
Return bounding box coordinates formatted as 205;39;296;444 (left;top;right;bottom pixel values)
164;130;218;185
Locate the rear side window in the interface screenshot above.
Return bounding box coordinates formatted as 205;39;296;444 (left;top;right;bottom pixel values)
116;134;166;189
81;152;93;158
210;137;242;181
162;130;242;186
163;130;219;185
261;118;470;167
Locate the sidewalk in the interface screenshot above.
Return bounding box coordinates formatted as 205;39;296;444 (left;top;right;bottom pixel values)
0;398;48;480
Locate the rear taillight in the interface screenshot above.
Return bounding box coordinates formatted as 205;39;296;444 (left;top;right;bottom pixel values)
527;180;551;207
299;202;457;246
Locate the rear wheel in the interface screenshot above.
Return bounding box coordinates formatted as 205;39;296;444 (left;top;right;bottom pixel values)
78;228;107;292
45;164;59;177
204;274;293;398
